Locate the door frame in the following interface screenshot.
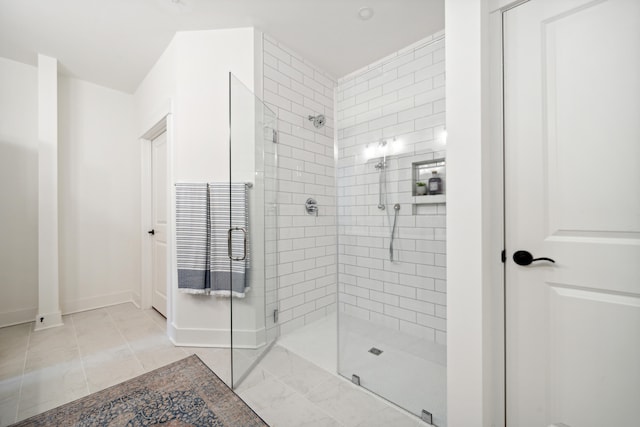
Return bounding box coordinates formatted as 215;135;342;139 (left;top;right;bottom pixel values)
488;1;533;425
139;102;174;322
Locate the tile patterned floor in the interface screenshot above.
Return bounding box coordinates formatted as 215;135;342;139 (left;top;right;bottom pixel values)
0;303;426;427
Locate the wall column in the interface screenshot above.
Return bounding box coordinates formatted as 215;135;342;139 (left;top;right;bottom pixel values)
35;54;62;330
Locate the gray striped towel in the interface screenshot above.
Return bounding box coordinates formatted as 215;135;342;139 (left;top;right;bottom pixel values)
209;182;249;297
175;182;249;297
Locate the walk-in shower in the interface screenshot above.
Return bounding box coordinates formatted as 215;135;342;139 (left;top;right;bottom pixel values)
336;34;447;426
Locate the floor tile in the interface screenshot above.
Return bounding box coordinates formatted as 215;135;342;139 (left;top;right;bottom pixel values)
259;346;335;395
0;377;20;426
0;306;430;427
305;376;390;427
244;391;343;427
17;360;87;421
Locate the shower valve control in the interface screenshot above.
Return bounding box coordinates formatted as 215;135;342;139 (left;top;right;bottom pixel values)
305;198;318;216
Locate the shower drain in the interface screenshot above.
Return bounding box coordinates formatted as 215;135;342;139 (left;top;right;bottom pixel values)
368;347;383;356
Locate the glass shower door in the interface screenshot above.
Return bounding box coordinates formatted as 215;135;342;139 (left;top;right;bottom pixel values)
228;73;278;388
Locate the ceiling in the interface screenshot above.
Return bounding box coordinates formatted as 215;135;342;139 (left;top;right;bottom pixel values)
0;0;444;94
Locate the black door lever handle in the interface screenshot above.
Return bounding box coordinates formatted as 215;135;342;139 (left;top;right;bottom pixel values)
513;250;555;266
148;229;155;235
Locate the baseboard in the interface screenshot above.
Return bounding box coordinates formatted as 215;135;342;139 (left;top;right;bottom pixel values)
131;292;141;308
170;323;266;349
0;307;38;328
60;290;134;315
33;311;63;331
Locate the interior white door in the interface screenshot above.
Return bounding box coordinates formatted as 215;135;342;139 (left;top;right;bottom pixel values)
504;1;640;426
151;131;168;317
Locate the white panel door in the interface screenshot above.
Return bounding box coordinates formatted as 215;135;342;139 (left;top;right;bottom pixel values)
151;132;168;317
504;1;640;426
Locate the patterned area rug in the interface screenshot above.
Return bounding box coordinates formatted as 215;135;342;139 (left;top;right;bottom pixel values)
13;355;268;426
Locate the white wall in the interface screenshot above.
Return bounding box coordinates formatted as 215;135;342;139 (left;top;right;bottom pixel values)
336;33;447;344
0;57;141;327
135;28;261;346
261;34;338;335
58;76;140;313
0;58;38;326
446;0;502;426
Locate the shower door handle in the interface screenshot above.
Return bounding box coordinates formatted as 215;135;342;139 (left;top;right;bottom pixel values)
227;227;247;261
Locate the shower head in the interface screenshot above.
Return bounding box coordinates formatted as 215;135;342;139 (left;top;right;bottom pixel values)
394;204;400;211
308;114;326;129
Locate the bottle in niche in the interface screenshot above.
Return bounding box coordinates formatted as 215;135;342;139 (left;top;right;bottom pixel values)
428;170;442;195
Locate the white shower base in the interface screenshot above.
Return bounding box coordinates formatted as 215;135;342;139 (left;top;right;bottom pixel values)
277;313;447;427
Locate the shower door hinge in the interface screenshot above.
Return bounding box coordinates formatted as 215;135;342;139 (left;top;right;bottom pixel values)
501;249;506;263
273;309;279;323
272;129;278;143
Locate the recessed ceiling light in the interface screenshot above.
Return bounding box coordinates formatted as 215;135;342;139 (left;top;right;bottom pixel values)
358;7;374;21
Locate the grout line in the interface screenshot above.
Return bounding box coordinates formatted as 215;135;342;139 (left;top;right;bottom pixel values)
68;314;91;396
105;307;146;373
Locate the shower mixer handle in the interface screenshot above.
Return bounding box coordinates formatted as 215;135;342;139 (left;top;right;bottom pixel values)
305;198;319;216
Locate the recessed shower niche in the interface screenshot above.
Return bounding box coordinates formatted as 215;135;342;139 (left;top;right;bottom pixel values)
412;155;446;205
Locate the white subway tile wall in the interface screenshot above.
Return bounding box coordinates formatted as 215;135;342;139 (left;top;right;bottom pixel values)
262;34;337;335
336;33;447;345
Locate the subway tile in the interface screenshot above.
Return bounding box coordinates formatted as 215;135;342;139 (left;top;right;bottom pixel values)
398;104;434;123
354;67;382;84
399;321;435;341
416;288;447;306
264;52;278;69
382;120;414;139
355;86;383;104
399;297;435;315
315;91;333;109
369;290;399;306
382;52;414;72
384;305;416;322
417;313;447;331
398;78;434;100
368;69;398;89
415;86;445;106
382;97;414;116
357;277;384;292
415;61;446;82
345;284;370;298
397;53;433;77
264;89;292;111
415;112;446;131
278;61;304;83
314;71;335;89
382;73;414;95
303;75;326;95
279;84;304;105
280;293;306;311
383;282;416;298
304;97;325;115
264;64;291;88
291;57;314;78
357;297;384;313
344;304;370;321
264;39;291;64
